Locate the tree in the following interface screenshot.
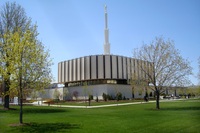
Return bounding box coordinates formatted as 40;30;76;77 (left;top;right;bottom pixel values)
102;93;107;101
186;87;200;98
53;89;60;100
73;91;79;101
63;87;69;101
133;37;192;109
0;2;31;109
194;87;200;98
0;2;53;124
2;26;52;124
116;92;122;101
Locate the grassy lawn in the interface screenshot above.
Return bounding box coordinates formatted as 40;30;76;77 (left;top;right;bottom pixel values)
0;99;199;133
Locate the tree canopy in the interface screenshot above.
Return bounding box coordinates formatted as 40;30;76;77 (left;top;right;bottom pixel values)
0;2;53;124
0;2;32;109
133;37;192;109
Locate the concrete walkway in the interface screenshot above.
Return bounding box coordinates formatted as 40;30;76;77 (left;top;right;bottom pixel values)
35;99;183;109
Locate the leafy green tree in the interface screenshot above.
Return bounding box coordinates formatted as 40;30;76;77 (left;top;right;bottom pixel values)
2;26;52;124
0;2;52;124
53;89;60;106
0;2;31;109
186;87;200;98
53;89;60;100
63;87;69;101
133;37;192;109
195;87;200;98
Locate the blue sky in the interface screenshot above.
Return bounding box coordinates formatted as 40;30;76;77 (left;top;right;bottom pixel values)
1;0;200;85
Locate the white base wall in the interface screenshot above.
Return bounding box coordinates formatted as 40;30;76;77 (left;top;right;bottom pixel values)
37;84;151;100
63;84;133;100
39;87;64;100
26;85;187;101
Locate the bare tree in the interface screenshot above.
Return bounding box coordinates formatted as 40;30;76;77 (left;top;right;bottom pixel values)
0;2;31;109
133;37;192;109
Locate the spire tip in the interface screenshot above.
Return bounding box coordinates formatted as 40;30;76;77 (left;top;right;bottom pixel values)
104;5;107;13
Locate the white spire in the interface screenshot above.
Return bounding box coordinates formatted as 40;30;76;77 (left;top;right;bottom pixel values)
104;5;110;55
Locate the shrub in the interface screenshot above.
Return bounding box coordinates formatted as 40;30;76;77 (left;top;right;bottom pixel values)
89;95;93;100
96;96;99;102
149;92;153;97
107;94;112;100
116;92;122;101
123;96;126;100
102;93;107;101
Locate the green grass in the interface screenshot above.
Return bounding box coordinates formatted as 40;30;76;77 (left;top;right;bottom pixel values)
0;99;199;133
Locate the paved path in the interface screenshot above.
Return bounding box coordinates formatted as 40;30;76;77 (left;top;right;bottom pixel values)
35;99;184;109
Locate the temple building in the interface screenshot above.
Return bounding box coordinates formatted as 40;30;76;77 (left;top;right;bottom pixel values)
56;6;152;100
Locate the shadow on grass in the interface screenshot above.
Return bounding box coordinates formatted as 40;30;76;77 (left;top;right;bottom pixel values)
147;106;200;111
0;106;68;114
10;122;80;133
23;108;68;114
161;106;200;111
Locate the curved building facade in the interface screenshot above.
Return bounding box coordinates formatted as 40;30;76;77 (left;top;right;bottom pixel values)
58;55;151;86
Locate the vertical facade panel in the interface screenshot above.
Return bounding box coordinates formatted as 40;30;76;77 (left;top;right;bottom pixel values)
81;57;85;80
144;61;148;80
135;59;139;79
69;60;73;82
58;62;62;83
123;57;127;79
127;58;131;79
139;60;143;79
149;62;153;80
85;56;90;80
105;55;111;79
77;58;81;81
98;55;104;79
61;62;65;82
142;61;145;80
118;56;123;79
139;60;142;79
131;59;135;79
91;56;97;79
73;59;77;81
65;61;69;82
59;56;150;84
112;55;117;79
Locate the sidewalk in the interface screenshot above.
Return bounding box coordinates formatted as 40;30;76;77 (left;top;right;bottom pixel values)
35;99;184;109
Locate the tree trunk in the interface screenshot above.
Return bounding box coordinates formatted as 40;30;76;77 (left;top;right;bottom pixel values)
3;80;9;109
156;90;160;109
19;75;23;124
20;96;23;124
